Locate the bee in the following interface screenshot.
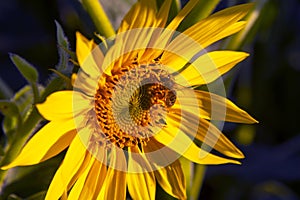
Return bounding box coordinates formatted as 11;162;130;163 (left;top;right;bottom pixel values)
165;90;176;107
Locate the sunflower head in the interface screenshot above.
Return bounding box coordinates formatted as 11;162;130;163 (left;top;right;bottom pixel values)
1;1;258;199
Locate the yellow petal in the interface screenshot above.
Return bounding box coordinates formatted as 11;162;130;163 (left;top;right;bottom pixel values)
97;148;126;200
68;156;95;199
73;67;100;96
68;155;107;200
143;139;186;199
168;113;244;159
36;91;91;121
182;3;252;48
156;0;173;28
154;126;241;165
146;0;200;62
127;146;156;200
154;159;187;200
161;4;252;71
176;90;258;123
1;120;76;169
166;0;199;31
45;135;88;200
76;32;100;78
118;0;157;33
209;21;247;47
176;51;249;85
113;28;157;67
76;32;93;66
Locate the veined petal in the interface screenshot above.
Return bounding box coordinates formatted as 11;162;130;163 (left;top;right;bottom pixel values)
45;135;88;200
163;21;246;68
118;0;157;33
166;0;199;31
76;32;101;78
97;148;126;200
1;120;76;169
143;139;186;199
161;4;252;71
168;112;244;159
37;91;91;121
176;51;249;86
68;154;107;200
154;159;187;200
176;90;258;123
127;146;156;200
208;21;247;47
155;126;240;165
68;156;95;199
181;3;252;48
150;0;200;59
76;32;93;66
156;0;173;28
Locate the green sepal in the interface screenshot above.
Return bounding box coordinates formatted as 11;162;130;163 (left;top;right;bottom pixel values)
55;21;73;71
9;54;38;84
40;76;66;102
49;69;72;89
55;20;69;51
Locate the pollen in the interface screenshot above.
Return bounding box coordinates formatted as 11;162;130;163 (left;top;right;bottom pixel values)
94;62;177;148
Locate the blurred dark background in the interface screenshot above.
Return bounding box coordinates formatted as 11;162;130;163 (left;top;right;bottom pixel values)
0;0;300;199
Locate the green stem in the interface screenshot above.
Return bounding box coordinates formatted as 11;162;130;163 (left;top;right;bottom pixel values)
81;0;115;38
190;164;206;200
0;169;8;191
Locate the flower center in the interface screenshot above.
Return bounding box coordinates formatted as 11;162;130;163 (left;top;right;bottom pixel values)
94;63;176;148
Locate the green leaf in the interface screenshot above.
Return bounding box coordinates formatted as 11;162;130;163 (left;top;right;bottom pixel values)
0;155;63;200
9;53;38;84
177;0;220;32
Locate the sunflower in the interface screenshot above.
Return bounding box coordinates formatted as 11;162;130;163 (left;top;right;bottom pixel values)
2;0;257;199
